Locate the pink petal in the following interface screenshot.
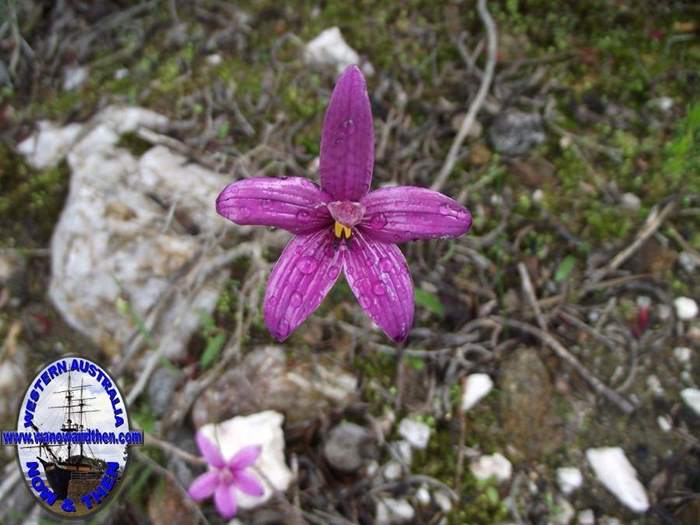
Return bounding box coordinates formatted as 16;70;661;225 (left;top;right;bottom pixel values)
195;431;225;468
228;445;262;470
214;483;237;519
216;177;332;234
361;187;472;243
343;230;414;342
234;470;265;497
264;229;343;341
188;471;219;501
319;65;374;201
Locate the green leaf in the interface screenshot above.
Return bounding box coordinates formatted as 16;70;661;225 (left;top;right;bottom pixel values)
217;121;230;139
200;332;226;369
554;255;576;282
415;288;444;318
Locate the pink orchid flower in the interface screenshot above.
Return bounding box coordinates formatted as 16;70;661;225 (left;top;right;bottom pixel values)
188;431;264;519
216;65;472;342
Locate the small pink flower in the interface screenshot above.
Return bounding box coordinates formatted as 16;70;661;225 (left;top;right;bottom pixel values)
188;431;264;519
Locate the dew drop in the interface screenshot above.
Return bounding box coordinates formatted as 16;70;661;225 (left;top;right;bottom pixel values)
268;294;278;306
278;319;290;338
379;258;393;272
298;257;318;274
261;199;272;208
359;295;371;308
334;136;344;145
439;203;452;216
296;210;310;220
372;282;386;296
290;291;303;307
328;265;340;279
237;206;250;219
369;213;388;229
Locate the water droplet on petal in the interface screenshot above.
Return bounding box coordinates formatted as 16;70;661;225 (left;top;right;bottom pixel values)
334;136;344;145
278;320;290;338
237;206;250;219
372;282;386;296
296;210;310;220
369;213;388;229
359;295;371;308
379;258;393;272
439;203;452;216
298;257;317;274
328;265;340;279
290;291;303;307
261;199;272;208
268;294;278;306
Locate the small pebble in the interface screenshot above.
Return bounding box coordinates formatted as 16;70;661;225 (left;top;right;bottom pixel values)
384;461;403;480
679;251;698;273
681;388;700;416
674;296;698;320
586;447;649;513
556;467;583;495
621;192;641;211
577;509;595;525
470;453;512;483
673;346;692;364
657;415;672;432
461;373;494;412
376;498;415;524
647;374;664;396
415;486;431;506
398;418;431;450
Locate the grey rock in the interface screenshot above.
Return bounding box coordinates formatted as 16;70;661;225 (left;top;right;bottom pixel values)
148;366;182;417
191;346;358;430
489;110;545;156
323;422;375;472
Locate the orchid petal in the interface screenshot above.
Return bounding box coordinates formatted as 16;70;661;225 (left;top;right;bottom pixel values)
188;471;219;501
320;65;374;201
216;177;332;234
214;483;237;519
361;187;472;243
195;431;225;468
234;470;265;497
228;445;262;471
343;230;414;342
264;229;343;341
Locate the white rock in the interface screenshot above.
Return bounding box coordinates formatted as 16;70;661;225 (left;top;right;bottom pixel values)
673;346;692;364
366;460;379;477
556;467;583;495
470;453;512;483
415;486;431;506
376;498;415;525
114;68;129;80
577;509;595;525
550;496;575;525
304;27;373;75
17;121;82;169
390;440;412;466
681;388;700;416
679;251;698;273
461;373;494;412
434;491;452;513
398;418;431;449
636;295;651;308
585;447;649;513
63;65;88;91
199;411;293;510
384;461;403;480
650;96;674;112
620;192;641;211
206;53;222;65
674;296;699;320
657;415;672;432
18;107;229;359
646;374;663;396
532;189;545;203
657;304;672;321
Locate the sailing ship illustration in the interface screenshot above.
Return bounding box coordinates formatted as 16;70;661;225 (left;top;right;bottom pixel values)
24;372;111;500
